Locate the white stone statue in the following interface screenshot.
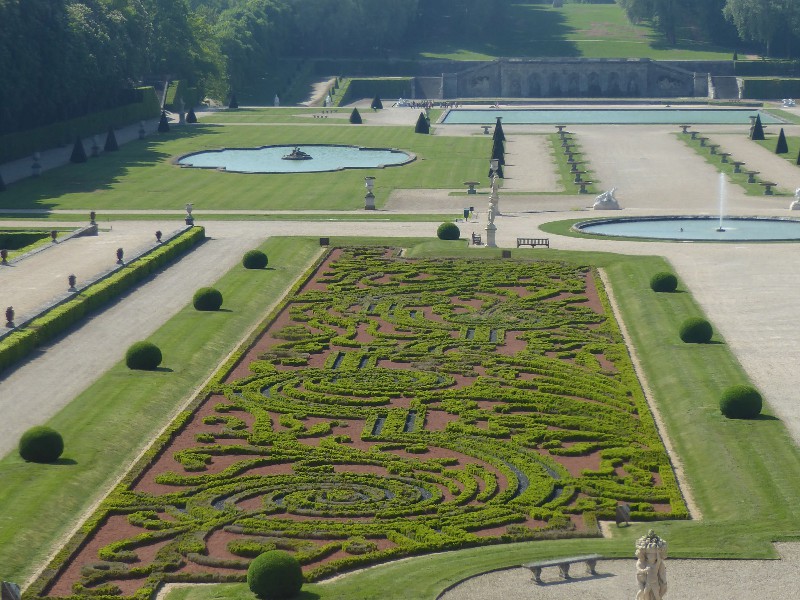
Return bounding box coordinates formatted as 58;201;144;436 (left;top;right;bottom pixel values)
791;188;800;210
274;94;280;107
487;205;495;225
635;530;667;600
593;187;621;210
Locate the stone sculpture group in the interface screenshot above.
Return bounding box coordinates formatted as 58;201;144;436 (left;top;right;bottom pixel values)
635;530;668;600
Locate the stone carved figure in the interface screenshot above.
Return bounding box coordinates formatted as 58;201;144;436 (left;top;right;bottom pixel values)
635;530;667;600
792;188;800;210
593;187;620;210
487;205;495;225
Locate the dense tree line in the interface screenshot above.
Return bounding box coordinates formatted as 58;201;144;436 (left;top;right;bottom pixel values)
618;0;800;56
0;0;502;134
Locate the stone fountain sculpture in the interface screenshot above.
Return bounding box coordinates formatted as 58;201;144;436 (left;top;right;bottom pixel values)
635;530;668;600
593;187;621;210
790;188;800;210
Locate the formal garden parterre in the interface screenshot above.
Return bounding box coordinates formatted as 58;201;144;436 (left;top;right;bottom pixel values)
35;247;687;600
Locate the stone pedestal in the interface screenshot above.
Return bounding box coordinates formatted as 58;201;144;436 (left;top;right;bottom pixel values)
364;191;375;210
485;222;497;247
791;199;800;210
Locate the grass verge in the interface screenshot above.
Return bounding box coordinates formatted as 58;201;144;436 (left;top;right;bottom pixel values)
0;237;322;585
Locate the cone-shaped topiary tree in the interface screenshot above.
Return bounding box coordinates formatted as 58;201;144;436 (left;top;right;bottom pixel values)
70;137;87;163
186;107;197;123
750;114;765;140
349;108;362;124
796;146;800;166
493;117;505;142
229;93;239;109
370;95;383;110
104;126;119;152
776;128;789;154
0;170;6;192
414;112;430;134
158;111;170;133
491;139;505;165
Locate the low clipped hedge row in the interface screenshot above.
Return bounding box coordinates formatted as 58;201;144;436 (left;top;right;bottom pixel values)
0;226;205;374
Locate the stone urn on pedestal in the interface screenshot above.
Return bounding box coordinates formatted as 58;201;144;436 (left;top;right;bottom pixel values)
364;177;376;210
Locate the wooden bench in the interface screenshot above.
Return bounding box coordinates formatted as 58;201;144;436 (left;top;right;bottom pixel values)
731;161;745;173
708;144;720;154
471;232;482;245
697;137;709;147
745;170;760;183
522;554;601;584
481;125;492;134
679;124;691;134
516;237;549;248
576;180;593;193
718;152;731;163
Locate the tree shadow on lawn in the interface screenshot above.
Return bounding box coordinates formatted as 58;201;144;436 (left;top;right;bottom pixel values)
0;125;222;212
412;4;580;59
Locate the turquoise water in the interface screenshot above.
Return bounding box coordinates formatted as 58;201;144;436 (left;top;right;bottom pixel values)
442;109;783;125
177;145;413;173
575;217;800;241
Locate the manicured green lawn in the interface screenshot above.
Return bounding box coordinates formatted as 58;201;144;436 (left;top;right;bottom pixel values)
411;3;731;61
0;122;492;212
0;237;323;585
756;135;800;168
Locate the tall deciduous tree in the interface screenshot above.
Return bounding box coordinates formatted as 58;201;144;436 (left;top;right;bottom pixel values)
724;0;800;56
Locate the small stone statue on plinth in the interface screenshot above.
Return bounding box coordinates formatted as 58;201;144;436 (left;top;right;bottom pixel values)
488;174;501;216
274;94;280;107
485;205;497;247
185;203;194;225
635;530;667;600
791;188;800;210
5;306;14;328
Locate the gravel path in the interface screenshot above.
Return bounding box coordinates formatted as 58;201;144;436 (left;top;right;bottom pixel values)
440;543;800;600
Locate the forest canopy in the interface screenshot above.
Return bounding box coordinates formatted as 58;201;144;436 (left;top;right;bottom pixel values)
1;0;797;135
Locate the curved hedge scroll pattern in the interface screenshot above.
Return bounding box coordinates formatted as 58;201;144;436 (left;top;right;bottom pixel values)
41;248;687;600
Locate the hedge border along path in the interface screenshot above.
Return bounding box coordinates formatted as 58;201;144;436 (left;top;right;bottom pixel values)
0;226;205;375
33;247;686;600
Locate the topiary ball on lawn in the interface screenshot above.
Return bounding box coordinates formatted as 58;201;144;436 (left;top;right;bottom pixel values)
679;317;713;343
193;287;223;311
650;271;678;292
720;384;762;419
437;222;460;240
247;550;303;600
19;426;64;463
243;249;268;269
125;341;163;370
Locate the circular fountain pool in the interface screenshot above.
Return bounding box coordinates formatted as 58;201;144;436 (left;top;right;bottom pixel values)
574;216;800;242
176;144;414;174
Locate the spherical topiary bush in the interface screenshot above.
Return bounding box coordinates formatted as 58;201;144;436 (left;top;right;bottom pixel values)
679;317;713;343
437;222;460;240
19;426;64;463
247;550;303;599
720;384;762;419
650;271;678;292
193;287;223;311
125;341;163;370
243;249;268;269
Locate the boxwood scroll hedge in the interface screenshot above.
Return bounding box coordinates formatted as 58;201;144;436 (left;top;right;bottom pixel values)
32;247;687;600
0;226;205;375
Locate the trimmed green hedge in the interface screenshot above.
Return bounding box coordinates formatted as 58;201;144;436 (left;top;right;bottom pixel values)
734;60;800;77
650;272;678;293
741;78;800;100
163;80;201;111
0;231;50;251
247;550;303;599
0;87;160;163
18;426;64;463
0;226;204;374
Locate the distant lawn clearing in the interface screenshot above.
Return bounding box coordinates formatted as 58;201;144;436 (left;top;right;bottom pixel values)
0;120;491;212
413;3;732;61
